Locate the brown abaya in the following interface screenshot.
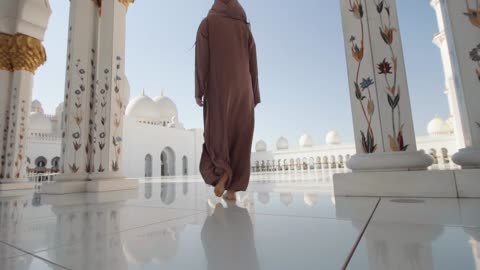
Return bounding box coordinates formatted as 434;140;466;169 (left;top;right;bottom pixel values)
195;0;260;192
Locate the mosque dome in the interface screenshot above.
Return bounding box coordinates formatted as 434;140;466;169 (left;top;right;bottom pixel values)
153;93;178;121
299;133;314;148
304;193;319;207
31;100;44;113
255;140;267;152
29;111;52;133
326;130;342;145
126;93;162;124
276;136;289;150
427;116;451;136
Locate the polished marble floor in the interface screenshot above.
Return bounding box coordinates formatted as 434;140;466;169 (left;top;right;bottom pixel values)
0;172;479;270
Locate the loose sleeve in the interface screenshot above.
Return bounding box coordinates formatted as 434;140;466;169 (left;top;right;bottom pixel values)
195;19;209;99
249;30;261;105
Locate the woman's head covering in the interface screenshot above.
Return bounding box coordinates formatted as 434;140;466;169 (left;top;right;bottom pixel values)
208;0;247;22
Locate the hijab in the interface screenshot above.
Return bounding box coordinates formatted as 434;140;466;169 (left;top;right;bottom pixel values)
208;0;247;23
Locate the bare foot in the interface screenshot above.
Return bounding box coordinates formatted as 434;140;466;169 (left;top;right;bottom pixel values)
223;191;237;201
214;173;228;197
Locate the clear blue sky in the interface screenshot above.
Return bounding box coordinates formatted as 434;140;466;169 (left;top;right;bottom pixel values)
35;0;447;149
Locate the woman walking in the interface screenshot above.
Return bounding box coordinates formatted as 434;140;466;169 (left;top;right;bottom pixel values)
195;0;260;201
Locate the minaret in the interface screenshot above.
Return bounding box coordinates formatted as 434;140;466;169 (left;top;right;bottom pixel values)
430;0;463;146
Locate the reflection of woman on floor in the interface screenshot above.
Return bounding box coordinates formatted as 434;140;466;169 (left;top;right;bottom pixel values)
201;202;260;270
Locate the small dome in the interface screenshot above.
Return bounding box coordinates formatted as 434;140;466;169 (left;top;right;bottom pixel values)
299;134;314;148
29;112;52;133
428;116;452;136
126;94;162;123
304;193;319;207
31;100;44;113
153;93;178;121
255;140;267;152
326;130;342;145
276;136;289;150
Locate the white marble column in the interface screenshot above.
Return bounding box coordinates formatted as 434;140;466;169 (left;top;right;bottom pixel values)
0;1;51;190
340;0;432;172
438;0;480;168
0;34;12;180
42;0;100;194
88;0;137;192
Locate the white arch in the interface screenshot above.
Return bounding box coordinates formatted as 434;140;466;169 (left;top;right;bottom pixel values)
161;147;176;176
182;156;188;176
145;154;153;177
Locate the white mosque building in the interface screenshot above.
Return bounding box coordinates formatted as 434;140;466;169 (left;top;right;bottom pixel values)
27;92;458;178
25;89;204;178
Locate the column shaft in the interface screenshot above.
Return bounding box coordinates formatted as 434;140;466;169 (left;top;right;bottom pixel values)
90;0;128;179
0;71;12;178
441;0;480;167
340;0;432;171
59;0;99;179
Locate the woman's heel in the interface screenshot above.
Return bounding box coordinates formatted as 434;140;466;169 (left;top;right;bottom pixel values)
214;173;228;197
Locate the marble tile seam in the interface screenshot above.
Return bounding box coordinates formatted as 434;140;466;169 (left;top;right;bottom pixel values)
342;197;382;270
0;240;71;270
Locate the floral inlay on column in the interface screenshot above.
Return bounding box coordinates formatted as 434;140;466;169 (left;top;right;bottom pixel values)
87;48;97;173
111;56;124;172
68;59;86;173
94;56;124;173
348;0;378;153
5;88;27;179
375;0;408;152
96;68;109;173
465;0;480;82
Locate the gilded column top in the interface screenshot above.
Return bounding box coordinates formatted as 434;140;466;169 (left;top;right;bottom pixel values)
0;33;13;71
118;0;135;9
10;34;46;73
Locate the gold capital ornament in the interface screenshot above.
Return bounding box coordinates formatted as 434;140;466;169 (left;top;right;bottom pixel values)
10;34;46;73
0;33;13;71
92;0;134;16
0;33;45;73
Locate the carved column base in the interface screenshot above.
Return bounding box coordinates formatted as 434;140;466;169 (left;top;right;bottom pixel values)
87;172;138;192
40;173;90;194
41;180;86;194
346;151;433;172
0;179;34;191
452;148;480;169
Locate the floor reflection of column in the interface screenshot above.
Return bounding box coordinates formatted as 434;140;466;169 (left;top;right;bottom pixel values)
42;191;136;270
465;228;480;270
361;223;442;270
0;195;32;269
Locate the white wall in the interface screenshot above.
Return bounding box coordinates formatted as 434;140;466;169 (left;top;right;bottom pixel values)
26;136;62;169
122;116;203;178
